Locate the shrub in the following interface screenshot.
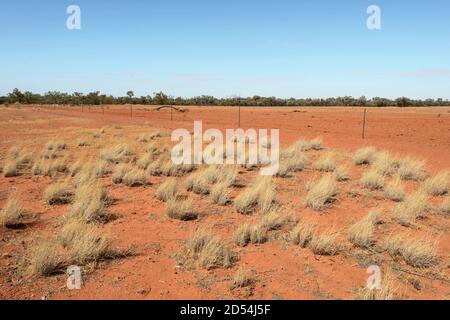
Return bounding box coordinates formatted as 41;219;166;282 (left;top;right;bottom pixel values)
353;147;376;165
259;208;294;231
2;159;19;177
398;157;426;181
112;163;131;184
136;153;154;170
309;137;323;150
44;181;74;205
304;175;337;211
186;165;221;195
166;198;198;221
423;171;449;196
68;225;113;264
384;176;405;202
45;140;66;151
77;139;89;147
361;170;385;190
383;234;438;268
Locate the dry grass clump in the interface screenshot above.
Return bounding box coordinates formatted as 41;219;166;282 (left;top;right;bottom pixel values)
234;224;267;247
290;220;316;247
77;139;89;147
112;163;131;184
69;181;111;223
383;233;438;268
122;168;149;187
357;271;397;300
156;178;178;202
309;137;323;150
259;208;295;231
160;162;196;177
361;170;385;190
440;196;450;214
230;268;255;290
178;229;237;269
276;151;308;177
45;140;66;151
136;153;154;169
166;198;198;221
423;171;449;196
334;165;350;182
308;229;340;255
186;165;221;194
392;190;428;227
209;181;231;205
234;176;276;214
384;176;405;202
73;160;108;185
2;159;19;177
100;144;136;164
348;210;381;248
59;219;118;264
312;152;337;172
136;133;149;143
372;151;399;176
304;174;337;211
44;181;74;205
29;239;65;276
353;147;376;165
398;157;426;181
145;142;160;155
32;158;69;177
0;194;33;228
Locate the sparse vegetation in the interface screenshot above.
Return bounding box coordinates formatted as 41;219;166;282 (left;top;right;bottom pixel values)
361;170;385;190
69;181;111;223
372;151;399;176
156;178;178;202
209;181;230;205
178;229;237;269
100;144;136;164
230;268;255;290
122;168;148;187
392;190;428;227
234;224;267;247
290;220;315;247
353;147;376;165
440;196;450;214
423;171;449;196
348;210;381;248
312;152;336;172
383;233;438;268
384;176;405;202
235;176;276;214
166;198;198;220
44;181;74;205
308;229;339;255
29;239;65;276
304;174;337;211
357;271;397;300
398;157;426;181
0;193;33;228
334;165;350;182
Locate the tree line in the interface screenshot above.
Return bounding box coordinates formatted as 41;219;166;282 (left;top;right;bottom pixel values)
1;88;449;107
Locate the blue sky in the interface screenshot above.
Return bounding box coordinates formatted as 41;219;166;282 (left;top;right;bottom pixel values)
0;0;449;99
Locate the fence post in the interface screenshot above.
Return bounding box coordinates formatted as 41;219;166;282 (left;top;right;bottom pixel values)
238;105;241;127
362;108;367;139
130;104;133;118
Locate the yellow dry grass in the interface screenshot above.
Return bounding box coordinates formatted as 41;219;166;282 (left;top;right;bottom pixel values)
304;174;337;211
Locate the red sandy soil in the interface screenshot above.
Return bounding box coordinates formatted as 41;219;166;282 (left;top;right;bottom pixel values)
0;104;449;300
